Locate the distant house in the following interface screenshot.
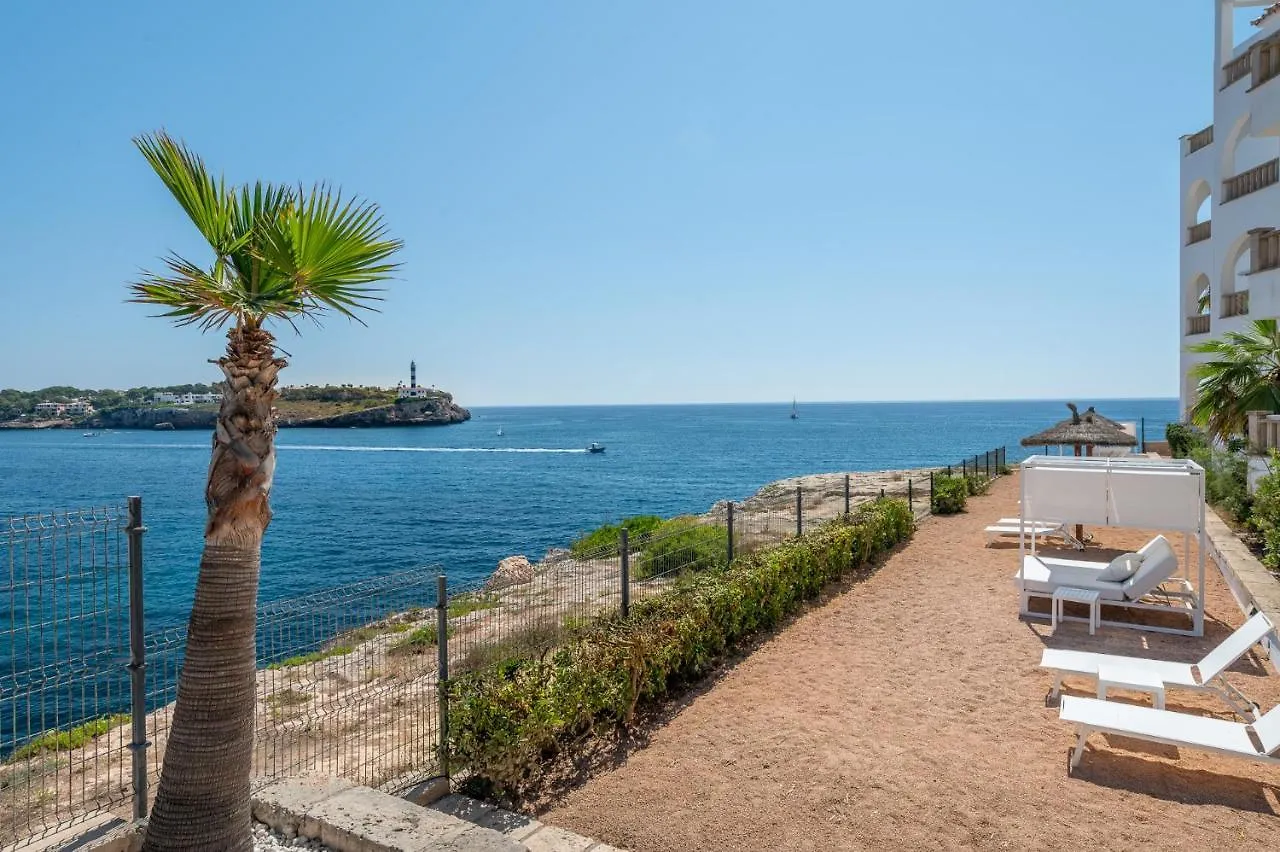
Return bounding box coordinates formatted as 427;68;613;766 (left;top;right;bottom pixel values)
153;392;222;405
64;398;95;416
33;402;66;419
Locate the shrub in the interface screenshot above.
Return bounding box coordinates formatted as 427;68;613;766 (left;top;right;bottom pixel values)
8;714;130;762
387;623;453;656
444;499;915;796
1250;451;1280;569
632;517;729;580
931;474;968;514
965;475;991;497
1191;446;1252;523
569;515;664;558
1167;422;1208;458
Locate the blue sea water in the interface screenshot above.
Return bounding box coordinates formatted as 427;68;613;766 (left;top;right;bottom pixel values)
0;399;1177;634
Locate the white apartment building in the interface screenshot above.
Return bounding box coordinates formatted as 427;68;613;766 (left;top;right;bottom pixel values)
33;398;94;418
152;392;223;405
1180;1;1280;418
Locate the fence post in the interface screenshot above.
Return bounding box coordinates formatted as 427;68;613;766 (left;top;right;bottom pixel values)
620;529;631;617
795;487;803;537
436;575;449;781
962;459;967;477
844;474;850;517
985;451;990;478
929;471;935;509
726;502;735;563
947;465;952;476
126;496;148;821
1140;418;1146;452
908;478;913;510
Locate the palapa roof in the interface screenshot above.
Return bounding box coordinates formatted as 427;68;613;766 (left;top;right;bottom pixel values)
1019;403;1137;448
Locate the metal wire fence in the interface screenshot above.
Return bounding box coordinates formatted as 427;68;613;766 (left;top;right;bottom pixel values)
0;445;1007;845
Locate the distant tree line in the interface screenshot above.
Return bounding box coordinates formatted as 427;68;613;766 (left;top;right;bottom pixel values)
278;384;395;403
0;383;397;420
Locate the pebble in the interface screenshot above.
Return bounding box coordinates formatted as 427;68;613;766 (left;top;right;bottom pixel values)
252;822;334;851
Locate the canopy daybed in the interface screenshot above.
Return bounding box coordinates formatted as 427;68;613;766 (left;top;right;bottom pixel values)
1013;455;1206;637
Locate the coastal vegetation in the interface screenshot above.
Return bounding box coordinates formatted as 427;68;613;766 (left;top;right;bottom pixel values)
632;517;728;579
0;384;399;424
128;130;402;852
5;714;130;763
930;474;969;514
445;499;915;798
569;515;664;557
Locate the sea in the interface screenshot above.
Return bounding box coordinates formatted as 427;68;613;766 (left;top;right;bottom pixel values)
0;399;1177;634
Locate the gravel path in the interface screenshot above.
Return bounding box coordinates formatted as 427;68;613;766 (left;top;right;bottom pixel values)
540;474;1280;851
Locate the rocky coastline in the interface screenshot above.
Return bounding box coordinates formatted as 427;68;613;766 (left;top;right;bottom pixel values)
16;394;472;430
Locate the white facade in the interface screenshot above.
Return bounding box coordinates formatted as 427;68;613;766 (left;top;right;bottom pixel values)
1181;1;1280;419
33;398;94;418
152;392;222;405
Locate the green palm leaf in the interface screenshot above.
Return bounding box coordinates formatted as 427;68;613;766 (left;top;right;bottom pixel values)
1189;318;1280;440
129;132;402;330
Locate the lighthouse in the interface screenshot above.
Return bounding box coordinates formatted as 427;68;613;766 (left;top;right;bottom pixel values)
398;360;431;400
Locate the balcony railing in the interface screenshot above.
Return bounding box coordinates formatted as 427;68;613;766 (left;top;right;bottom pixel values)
1223;158;1280;202
1187;315;1210;335
1187;220;1212;244
1255;230;1280;272
1254;38;1280;89
1224;51;1253;88
1221;290;1250;318
1248;411;1280;454
1186;125;1214;155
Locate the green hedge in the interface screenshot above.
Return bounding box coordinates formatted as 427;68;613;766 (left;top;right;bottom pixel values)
931;474;968;514
444;499;915;796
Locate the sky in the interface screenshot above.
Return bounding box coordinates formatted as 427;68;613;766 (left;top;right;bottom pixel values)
0;2;1224;405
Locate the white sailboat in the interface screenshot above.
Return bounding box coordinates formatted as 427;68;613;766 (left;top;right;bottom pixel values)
496;427;503;436
790;399;798;420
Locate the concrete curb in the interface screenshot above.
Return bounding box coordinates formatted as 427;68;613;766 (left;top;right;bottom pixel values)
1205;507;1280;670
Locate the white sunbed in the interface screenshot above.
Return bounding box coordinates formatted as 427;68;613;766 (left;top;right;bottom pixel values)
984;518;1083;549
1060;695;1280;770
1041;612;1276;720
1014;534;1197;635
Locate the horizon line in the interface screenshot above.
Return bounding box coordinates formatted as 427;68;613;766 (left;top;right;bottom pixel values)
463;396;1179;409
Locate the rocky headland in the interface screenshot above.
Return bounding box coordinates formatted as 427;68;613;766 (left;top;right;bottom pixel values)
78;393;470;430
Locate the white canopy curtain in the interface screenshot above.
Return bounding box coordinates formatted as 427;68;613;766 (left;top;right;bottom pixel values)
1018;455;1206;636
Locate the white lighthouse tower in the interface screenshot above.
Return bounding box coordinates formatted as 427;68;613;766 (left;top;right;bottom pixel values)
397;360;432;400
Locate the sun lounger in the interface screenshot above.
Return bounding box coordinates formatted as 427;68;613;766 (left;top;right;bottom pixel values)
1059;695;1280;770
1041;612;1275;719
984;518;1083;549
1015;535;1197;635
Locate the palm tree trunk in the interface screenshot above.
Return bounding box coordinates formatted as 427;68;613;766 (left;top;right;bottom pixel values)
144;325;286;852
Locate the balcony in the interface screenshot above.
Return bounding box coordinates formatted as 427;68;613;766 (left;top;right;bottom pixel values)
1224;51;1253;89
1255;230;1280;272
1186;125;1214;155
1252;37;1280;90
1221;290;1250;318
1187;315;1210;335
1223;158;1280;202
1187;221;1212;244
1248;411;1280;454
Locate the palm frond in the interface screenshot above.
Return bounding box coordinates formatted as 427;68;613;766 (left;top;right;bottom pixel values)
134;132;235;255
1188;318;1280;441
131;134;403;330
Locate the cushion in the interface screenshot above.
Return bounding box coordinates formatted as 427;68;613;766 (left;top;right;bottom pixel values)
1098;552;1143;582
1123;535;1180;600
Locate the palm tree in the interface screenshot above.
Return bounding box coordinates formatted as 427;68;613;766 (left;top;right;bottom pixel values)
129;131;402;852
1189;318;1280;442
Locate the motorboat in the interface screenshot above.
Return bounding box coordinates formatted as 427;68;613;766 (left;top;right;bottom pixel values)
587;442;606;454
496;427;504;436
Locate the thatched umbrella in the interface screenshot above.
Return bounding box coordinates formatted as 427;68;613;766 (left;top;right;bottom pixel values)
1020;403;1137;541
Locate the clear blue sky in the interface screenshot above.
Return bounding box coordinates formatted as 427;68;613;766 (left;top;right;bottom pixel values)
0;1;1215;405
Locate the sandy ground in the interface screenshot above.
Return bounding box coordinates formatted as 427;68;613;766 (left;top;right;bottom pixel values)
540;474;1280;852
